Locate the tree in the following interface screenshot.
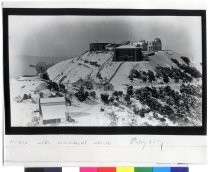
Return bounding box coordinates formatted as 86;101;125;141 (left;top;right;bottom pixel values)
124;94;131;105
29;62;49;74
147;70;155;82
59;84;66;93
127;86;133;96
163;76;169;83
42;72;50;80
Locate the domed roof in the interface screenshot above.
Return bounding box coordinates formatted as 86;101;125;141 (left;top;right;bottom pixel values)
154;38;161;43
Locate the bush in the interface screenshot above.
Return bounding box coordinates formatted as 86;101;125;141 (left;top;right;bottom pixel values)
101;93;109;104
55;92;63;97
96;72;103;80
170;58;180;66
181;56;190;65
124;94;132;105
126;86;133;96
47;81;59;91
42;72;50;80
89;61;100;67
83;81;93;90
138;108;151;117
109;96;115;103
180;84;202;98
59;84;66;93
22;94;31;100
163;76;169;83
39;92;44;98
75;87;89;102
90;91;96;98
29;62;50;74
133;84;201;122
179;64;201;78
147;70;155;82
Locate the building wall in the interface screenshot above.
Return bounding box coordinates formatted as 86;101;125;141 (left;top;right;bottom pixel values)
103;83;114;91
147;40;162;51
140;43;148;51
114;48;143;62
90;43;109;51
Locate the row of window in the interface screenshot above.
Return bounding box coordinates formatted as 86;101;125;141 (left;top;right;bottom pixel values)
148;46;162;51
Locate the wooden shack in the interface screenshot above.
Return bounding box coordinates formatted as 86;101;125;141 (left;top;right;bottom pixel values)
103;82;114;91
39;97;68;125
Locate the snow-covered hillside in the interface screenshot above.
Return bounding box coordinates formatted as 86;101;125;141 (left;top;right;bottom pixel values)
10;49;202;127
47;50;196;91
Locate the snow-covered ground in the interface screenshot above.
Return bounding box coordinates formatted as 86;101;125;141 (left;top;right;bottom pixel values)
10;78;44;126
9;50;202;127
47;50;195;91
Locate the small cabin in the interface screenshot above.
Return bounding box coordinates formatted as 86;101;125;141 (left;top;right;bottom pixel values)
39;97;68;125
103;82;114;91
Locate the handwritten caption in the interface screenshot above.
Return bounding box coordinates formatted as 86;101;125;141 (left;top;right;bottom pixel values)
8;137;166;150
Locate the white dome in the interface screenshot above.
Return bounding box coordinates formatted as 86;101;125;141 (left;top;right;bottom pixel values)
154;38;161;43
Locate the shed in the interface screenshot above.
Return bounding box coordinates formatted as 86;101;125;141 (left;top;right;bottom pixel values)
103;82;114;91
39;97;68;125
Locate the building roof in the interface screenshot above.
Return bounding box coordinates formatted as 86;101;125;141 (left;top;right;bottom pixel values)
40;97;67;120
133;42;147;46
40;97;65;104
41;105;67;120
116;45;141;49
18;75;40;81
154;38;162;43
90;42;110;45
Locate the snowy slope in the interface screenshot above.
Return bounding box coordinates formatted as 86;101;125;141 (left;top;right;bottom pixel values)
47;51;113;83
47;50;199;90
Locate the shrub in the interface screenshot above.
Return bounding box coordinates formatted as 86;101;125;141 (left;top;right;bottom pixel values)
83;81;93;90
42;72;50;80
75;87;89;102
90;91;96;98
147;70;155;82
59;84;66;93
180;56;190;65
179;64;201;78
96;72;103;80
101;93;109;104
180;84;202;98
142;77;147;83
113;102;119;107
126;86;133;96
22;94;31;100
138;108;151;117
112;91;123;97
109;96;115;103
55;92;63;97
124;94;132;105
170;58;180;66
39;92;44;98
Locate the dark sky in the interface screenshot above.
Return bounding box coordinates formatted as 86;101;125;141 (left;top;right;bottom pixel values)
9;15;202;76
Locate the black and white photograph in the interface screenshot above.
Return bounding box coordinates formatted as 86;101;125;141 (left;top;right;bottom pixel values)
3;9;206;134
